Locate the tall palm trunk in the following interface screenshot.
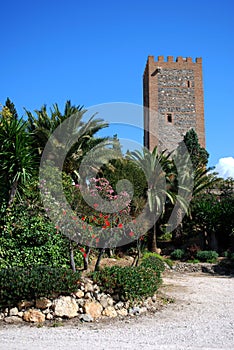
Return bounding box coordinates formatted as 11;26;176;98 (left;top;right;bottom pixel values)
148;224;157;252
8;180;18;207
172;207;183;247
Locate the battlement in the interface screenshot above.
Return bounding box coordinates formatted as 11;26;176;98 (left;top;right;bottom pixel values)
143;54;205;151
148;55;202;64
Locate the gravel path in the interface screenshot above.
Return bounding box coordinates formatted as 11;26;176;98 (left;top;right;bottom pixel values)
0;272;234;350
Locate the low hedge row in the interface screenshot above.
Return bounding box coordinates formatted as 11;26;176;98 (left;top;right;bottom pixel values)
92;255;164;302
0;266;81;311
0;255;164;311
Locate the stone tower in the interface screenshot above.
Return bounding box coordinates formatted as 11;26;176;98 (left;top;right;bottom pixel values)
143;55;205;152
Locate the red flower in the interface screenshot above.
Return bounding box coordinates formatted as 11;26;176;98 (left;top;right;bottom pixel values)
99;213;103;218
62;210;66;215
81;216;86;221
93;203;99;208
105;220;111;227
118;223;123;229
96;238;100;243
92;234;96;238
80;247;85;253
129;231;134;237
83;253;87;258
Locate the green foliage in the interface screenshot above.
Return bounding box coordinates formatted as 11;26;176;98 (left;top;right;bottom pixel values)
158;232;172;242
92;265;161;301
179;128;209;168
140;254;165;275
187;191;234;251
229;253;234;261
187;259;200;264
141;251;174;268
0;116;36;205
170;249;185;260
5;97;18;120
196;250;219;263
0;201;83;269
0;266;81;310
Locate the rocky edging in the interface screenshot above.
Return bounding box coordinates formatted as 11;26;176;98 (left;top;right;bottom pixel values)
0;277;161;325
171;262;234;275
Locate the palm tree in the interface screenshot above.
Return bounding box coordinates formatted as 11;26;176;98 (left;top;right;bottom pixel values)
127;146;175;252
25;100;109;181
0;116;36;206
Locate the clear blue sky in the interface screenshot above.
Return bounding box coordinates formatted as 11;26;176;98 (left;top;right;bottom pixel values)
1;0;233;170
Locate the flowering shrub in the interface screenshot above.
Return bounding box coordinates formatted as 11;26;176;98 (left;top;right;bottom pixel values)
40;169;144;248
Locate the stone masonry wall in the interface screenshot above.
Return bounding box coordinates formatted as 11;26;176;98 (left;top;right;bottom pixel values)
143;55;205;152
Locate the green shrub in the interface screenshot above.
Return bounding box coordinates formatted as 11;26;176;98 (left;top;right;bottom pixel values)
170;249;185;260
196;250;219;263
0;202;83;269
0;266;81;311
92;265;161;302
230;253;234;261
187;259;200;264
140;253;165;275
142;252;173;268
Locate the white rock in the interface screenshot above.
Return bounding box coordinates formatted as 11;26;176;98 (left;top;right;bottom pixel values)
9;307;19;316
54;296;78;318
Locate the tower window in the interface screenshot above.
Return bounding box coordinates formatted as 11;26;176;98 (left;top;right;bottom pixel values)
187;80;191;88
166;113;173;123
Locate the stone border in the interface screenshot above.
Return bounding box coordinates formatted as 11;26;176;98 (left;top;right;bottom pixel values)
0;277;161;325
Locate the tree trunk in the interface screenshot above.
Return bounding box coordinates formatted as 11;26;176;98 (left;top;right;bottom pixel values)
69;241;76;272
210;232;218;251
148;224;157;252
95;248;106;271
172;207;183;247
8;180;18;207
83;246;91;270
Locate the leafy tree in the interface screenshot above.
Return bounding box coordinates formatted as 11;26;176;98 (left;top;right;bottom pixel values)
5;97;18;120
179;128;209;168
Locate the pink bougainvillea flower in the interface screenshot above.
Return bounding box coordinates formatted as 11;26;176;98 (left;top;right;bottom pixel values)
96;238;100;243
118;223;123;229
81;216;86;221
129;231;134;237
93;203;99;208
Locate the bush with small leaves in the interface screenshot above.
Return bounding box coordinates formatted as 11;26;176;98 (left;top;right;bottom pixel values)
0;266;81;311
196;250;219;263
140;253;165;276
92;265;161;302
170;249;185;260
